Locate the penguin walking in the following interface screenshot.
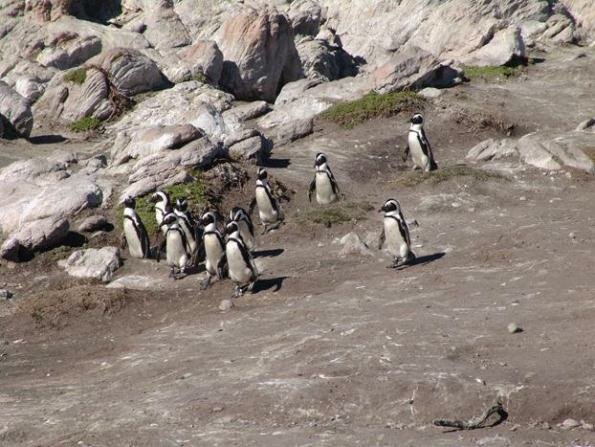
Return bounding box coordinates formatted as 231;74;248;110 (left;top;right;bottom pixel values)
308;152;340;204
377;198;416;268
249;168;284;234
404;113;437;172
154;213;190;279
200;211;227;290
225;220;258;297
150;190;172;233
120;196;150;258
174;197;200;266
229;206;255;250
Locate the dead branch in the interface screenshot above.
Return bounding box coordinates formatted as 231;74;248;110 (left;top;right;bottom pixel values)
433;400;507;430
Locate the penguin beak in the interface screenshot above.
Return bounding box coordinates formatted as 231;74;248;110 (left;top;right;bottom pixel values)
378;207;384;213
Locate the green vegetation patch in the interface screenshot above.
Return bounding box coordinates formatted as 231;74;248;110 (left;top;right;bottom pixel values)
192;71;207;83
394;164;507;187
462;65;521;82
321;91;425;129
69;116;102;132
297;201;374;227
64;67;87;85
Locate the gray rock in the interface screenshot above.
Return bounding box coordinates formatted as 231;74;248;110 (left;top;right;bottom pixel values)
37;35;102;70
219;299;234;312
507;323;523;334
464;27;526;66
296;37;357;82
0;81;33;138
106;275;162;290
143;2;191;50
418;87;442;99
339;232;374;257
58;247;121;283
575;117;595;132
561;418;580;429
77;215;111;233
518;132;595;173
14;77;45;104
228;135;264;164
1;217;70;262
222;101;270;126
272;118;314;146
289;0;325;36
178;39;224;85
466;138;518;161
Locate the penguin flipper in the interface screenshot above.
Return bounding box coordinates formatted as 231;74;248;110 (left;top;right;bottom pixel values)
308;178;315;202
152;232;166;262
402;143;410;163
217;254;228;279
248;197;257;216
119;232;128;250
377;228;385;250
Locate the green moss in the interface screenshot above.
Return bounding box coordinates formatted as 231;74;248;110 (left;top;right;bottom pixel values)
297;201;374;227
462;65;521;82
192;71;207;83
69;116;102;132
64;67;87;85
393;164;507;187
321;91;425;129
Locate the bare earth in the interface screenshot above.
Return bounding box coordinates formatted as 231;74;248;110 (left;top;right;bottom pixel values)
0;47;594;446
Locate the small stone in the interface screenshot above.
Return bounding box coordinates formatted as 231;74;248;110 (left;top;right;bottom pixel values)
508;323;523;334
78;215;111;233
568;232;575;239
212;406;224;413
509;424;521;431
581;422;593;431
561;418;580;429
519;196;527;201
219;299;234;312
0;289;13;300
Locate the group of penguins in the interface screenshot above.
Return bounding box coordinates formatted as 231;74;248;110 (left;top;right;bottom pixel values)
120;113;438;297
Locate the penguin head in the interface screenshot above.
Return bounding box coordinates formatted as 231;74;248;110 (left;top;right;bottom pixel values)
150;190;170;204
225;220;239;235
123;196;136;209
410;113;424;125
201;211;216;226
257;168;268;180
175;197;188;212
315;152;327;167
160;212;177;227
229;206;243;221
380;198;401;213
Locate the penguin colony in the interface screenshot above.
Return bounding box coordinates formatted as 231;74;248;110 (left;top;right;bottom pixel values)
121;113;438;296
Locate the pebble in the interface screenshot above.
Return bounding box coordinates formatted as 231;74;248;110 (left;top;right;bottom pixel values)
507;323;523;334
581;422;593;431
0;289;13;300
568;232;575;239
212;406;224;413
219;299;234;312
561;418;580;429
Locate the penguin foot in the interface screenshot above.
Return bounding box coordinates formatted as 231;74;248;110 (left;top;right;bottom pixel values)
263;221;282;234
246;281;256;293
200;276;212;290
232;286;243;298
169;268;176;279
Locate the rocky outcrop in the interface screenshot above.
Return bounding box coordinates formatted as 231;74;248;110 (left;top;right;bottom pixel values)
0;81;34;138
216;8;302;102
288;0;326;36
463;27;526;67
296;37;357;81
178;40;224;85
58;247;121;282
37;33;102;70
562;0;595;42
142;0;191;50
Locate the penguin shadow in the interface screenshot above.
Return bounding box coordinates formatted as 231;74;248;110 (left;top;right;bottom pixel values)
251;276;288;294
261;158;291;169
252;248;284;258
395;252;446;271
28;134;68;144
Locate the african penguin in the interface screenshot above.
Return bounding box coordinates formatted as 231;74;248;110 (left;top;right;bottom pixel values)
377;198;416;268
150;190;172;234
157;212;190;279
229;206;255;250
308;152;340;205
249;168;284;234
406;113;437;172
121;196;150;258
174;197;199;265
200;211;227;290
225;220;258;297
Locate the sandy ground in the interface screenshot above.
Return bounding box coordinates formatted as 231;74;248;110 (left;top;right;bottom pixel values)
0;47;594;446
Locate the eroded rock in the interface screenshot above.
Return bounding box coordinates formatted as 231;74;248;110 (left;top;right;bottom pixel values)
0;81;34;138
58;247;121;282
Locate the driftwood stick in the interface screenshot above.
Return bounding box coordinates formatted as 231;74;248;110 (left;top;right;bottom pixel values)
433;400;507;430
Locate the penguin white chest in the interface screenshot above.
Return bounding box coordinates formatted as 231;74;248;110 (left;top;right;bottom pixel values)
166;230;188;268
384;218;408;256
256;188;277;223
204;234;223;275
315;171;336;204
408;132;429;170
226;242;252;284
124;219;144;258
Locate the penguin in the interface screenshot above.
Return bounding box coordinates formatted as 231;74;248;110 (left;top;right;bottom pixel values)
120;196;150;259
229;206;255;250
377;198;416;268
224;220;258;297
150;190;172;233
405;113;438;172
308;152;340;205
249;168;284;234
155;212;190;279
200;211;227;290
174;197;200;266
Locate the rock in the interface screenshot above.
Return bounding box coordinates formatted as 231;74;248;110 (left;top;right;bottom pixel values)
143;1;191;50
106;275;161;290
507;323;523;334
178;39;224;85
14;77;45;104
58;247;121;282
418;87;442;99
542;14;576;44
561;418;580;429
562;0;595;42
222;101;270;127
0;289;13;301
288;0;325;36
582;422;594;431
216;8;302;102
219;299;234;312
575;117;595;132
271;118;314;146
518;132;595;173
228;135;264;164
0;81;33;138
296;37;357;81
339;232;374;257
37;34;102;70
77;215;111;233
100;48;168;96
464;27;526;67
274;78;323;106
1;217;70;262
467;138;518;161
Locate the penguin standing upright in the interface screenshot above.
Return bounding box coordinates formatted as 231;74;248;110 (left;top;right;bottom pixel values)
249;168;284;234
377;198;416;268
120;196;150;258
308;152;340;204
155;212;190;279
229;206;255;250
150;190;172;233
200;211;227;290
405;113;438;172
174;197;199;265
225;220;258;297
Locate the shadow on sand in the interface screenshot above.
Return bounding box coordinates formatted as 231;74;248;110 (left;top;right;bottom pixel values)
252;276;287;294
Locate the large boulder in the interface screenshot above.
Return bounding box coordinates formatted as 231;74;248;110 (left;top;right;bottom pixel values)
216;8;302;102
177;39;224;85
142;0;191;50
296;37;357;81
37;33;102;70
561;0;595;42
288;0;326;36
463;27;526;67
0;81;34;138
1;217;70;262
58;247;121;282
